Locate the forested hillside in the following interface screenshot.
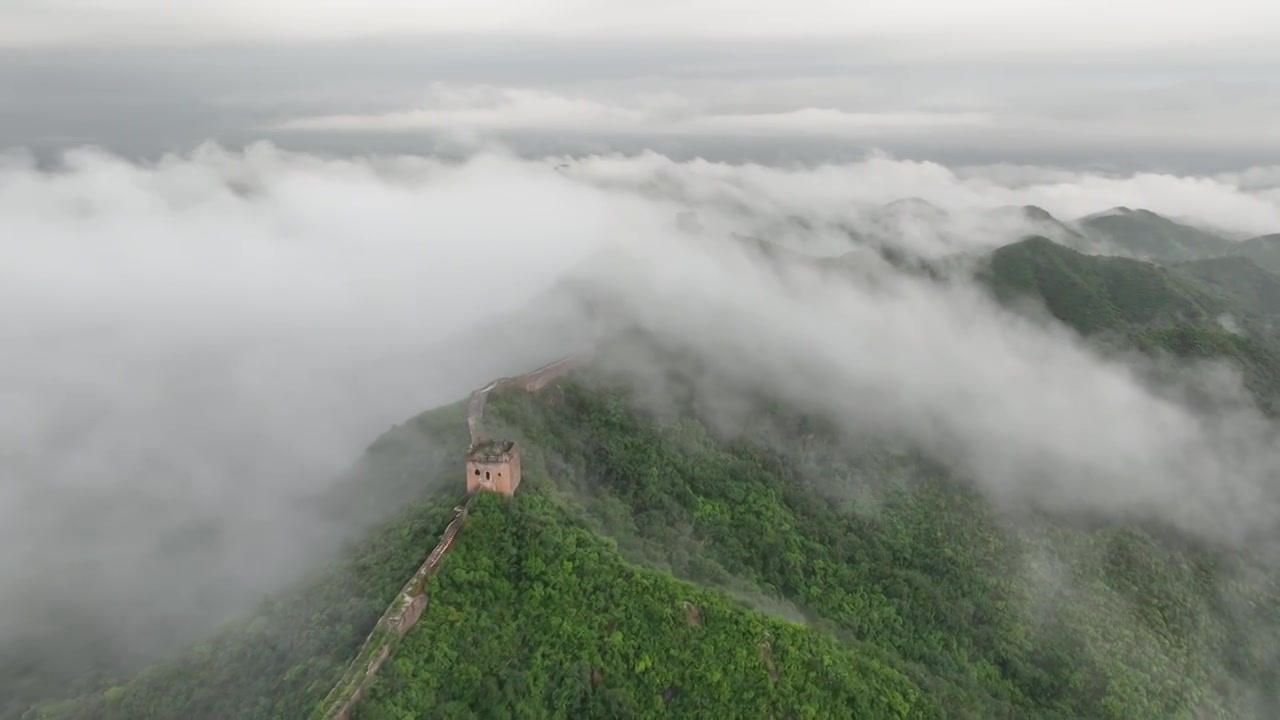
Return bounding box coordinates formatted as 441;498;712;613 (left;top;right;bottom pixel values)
21;235;1280;720
1177;256;1280;319
356;490;929;720
983;237;1280;411
1237;235;1280;275
348;370;1279;719
1064;207;1280;277
1077;208;1233;262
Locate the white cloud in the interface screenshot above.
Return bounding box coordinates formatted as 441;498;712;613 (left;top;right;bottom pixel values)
266;81;1280;174
275;84;992;140
4;142;1280;669
585;232;1280;549
0;142;633;651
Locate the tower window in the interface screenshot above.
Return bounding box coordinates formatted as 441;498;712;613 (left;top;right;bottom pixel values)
474;469;480;476
485;471;491;480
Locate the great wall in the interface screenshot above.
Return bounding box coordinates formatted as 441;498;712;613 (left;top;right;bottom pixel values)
312;355;585;720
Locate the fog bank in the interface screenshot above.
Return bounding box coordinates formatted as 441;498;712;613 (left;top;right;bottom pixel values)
3;142;1279;672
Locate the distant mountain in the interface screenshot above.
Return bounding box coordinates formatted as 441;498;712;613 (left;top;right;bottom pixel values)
866;198;953;230
877;196;950;221
1236;234;1280;275
982;236;1280;407
981;235;1216;334
851;199;1089;260
838;202;1276;278
1065;207;1280;280
1076;207;1233;262
987;204;1089;250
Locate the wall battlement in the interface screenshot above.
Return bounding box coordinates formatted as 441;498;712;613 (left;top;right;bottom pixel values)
312;494;476;720
312;353;587;720
463;354;585;497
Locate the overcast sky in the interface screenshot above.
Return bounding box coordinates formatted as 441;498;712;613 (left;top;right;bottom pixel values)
2;1;1278;170
4;0;1278;48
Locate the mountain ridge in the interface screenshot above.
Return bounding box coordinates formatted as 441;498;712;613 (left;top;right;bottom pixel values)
17;228;1280;720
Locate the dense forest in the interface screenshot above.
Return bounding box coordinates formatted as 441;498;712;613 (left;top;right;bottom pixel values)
350;369;1279;719
18;227;1280;719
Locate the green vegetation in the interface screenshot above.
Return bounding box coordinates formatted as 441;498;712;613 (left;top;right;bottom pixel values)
1176;256;1280;318
357;491;930;720
982;236;1218;333
1065;206;1280;276
26;497;455;720
354;378;1270;720
983;237;1280;409
310;591;412;720
21;402;472;720
19;232;1280;720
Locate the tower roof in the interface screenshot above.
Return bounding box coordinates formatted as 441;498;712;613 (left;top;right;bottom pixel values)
467;438;517;463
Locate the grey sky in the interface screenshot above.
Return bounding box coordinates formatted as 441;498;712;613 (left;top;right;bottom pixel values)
2;2;1279;170
4;0;1278;48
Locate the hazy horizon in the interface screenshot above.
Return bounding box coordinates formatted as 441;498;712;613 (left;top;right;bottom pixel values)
3;0;1279;172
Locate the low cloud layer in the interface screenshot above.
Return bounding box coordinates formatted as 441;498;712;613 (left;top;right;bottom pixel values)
270;80;1280;176
557;151;1280;239
4;39;1277;172
276;83;994;141
0;144;620;663
4;143;1280;673
588;237;1280;549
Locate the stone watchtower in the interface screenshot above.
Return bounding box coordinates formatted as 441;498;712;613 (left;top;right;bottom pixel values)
466;437;522;496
